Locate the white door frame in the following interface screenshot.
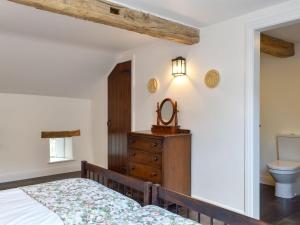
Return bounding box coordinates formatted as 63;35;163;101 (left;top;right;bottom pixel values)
245;1;300;219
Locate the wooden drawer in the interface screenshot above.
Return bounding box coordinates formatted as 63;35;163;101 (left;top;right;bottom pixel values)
128;136;162;152
129;150;161;167
128;162;161;184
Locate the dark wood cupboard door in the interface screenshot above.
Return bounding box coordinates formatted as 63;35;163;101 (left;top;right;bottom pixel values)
108;61;131;174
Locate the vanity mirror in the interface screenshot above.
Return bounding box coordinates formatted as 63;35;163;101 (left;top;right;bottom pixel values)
152;98;180;133
159;98;178;125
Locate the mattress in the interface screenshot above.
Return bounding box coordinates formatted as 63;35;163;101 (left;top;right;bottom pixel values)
19;178;142;225
0;178;200;225
0;178;141;225
0;188;63;225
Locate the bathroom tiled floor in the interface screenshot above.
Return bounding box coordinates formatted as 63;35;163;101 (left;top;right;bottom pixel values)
261;184;300;225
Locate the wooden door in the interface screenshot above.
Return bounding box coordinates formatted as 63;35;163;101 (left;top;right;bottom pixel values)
108;61;131;174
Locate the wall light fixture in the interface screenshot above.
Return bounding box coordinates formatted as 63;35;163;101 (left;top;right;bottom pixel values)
172;57;186;77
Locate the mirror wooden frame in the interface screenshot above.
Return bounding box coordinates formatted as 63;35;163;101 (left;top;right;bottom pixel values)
152;98;181;134
158;98;177;125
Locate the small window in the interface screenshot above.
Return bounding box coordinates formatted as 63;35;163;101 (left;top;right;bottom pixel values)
49;138;73;163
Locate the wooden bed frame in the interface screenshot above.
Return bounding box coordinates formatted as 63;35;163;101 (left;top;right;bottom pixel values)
81;161;152;205
152;184;270;225
81;161;269;225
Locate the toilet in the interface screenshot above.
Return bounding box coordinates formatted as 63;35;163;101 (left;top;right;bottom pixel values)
267;160;300;198
267;135;300;198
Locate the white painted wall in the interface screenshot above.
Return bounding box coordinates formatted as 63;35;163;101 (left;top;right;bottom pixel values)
0;93;93;183
90;75;109;168
125;34;246;212
90;0;300;214
0;30;116;182
260;44;300;185
92;19;246;212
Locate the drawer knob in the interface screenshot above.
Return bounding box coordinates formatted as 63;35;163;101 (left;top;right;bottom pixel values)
151;172;158;177
152;143;158;148
129;139;136;144
131;167;135;171
153;156;159;161
131;152;136;157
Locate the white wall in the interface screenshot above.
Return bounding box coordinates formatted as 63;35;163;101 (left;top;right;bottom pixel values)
92;19;246;212
87;0;300;214
0;30;116;182
90;0;300;213
260;44;300;185
128;32;246;212
0;93;93;183
91;74;109;168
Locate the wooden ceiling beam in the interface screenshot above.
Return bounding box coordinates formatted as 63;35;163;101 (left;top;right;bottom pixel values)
261;33;295;58
41;130;81;138
8;0;200;45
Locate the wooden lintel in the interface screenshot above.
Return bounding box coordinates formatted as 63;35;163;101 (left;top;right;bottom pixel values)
41;130;81;138
261;33;295;58
8;0;200;45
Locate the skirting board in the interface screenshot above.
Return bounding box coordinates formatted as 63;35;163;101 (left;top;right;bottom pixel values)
192;194;245;215
0;163;80;183
260;174;275;186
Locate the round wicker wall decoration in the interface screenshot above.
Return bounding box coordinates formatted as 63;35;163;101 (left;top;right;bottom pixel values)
205;69;220;88
147;78;158;93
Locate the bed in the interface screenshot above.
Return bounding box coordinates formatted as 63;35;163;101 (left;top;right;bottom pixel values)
0;161;269;225
151;184;269;225
0;161;152;225
82;161;269;225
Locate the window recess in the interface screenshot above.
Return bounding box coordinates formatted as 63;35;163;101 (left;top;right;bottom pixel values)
41;130;80;163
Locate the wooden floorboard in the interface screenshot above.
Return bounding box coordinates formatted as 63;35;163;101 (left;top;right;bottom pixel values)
261;184;300;225
0;171;81;190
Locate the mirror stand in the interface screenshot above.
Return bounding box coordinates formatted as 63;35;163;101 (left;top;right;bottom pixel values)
151;124;181;134
151;98;188;134
155;101;178;126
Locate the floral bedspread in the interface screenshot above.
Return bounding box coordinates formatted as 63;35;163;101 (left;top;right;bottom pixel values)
20;178;141;225
112;205;200;225
21;178;200;225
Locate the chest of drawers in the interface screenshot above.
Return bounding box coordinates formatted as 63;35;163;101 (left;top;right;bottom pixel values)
127;130;191;195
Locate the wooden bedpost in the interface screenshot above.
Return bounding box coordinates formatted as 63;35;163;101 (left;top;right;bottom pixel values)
152;184;160;206
81;161;87;178
143;182;152;206
103;176;108;187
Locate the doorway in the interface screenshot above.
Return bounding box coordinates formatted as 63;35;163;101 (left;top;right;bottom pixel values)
245;6;300;220
259;23;300;224
107;61;132;174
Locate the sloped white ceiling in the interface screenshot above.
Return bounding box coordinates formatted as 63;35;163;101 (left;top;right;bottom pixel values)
113;0;289;27
0;1;155;52
0;1;156;99
264;22;300;43
0;0;290;98
1;0;290;51
0;32;116;99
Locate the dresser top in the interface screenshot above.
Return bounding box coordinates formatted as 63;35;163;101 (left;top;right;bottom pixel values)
129;130;191;138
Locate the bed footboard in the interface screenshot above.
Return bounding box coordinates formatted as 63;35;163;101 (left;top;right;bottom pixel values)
152;184;269;225
81;161;152;205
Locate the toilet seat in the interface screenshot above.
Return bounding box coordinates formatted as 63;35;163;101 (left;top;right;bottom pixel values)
268;160;300;171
